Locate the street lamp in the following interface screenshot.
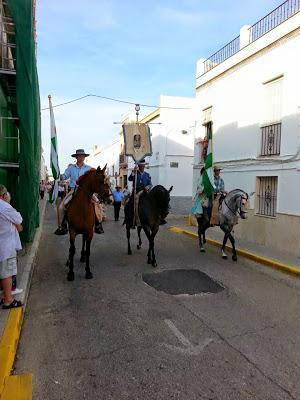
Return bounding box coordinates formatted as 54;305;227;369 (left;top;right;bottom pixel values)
135;104;140;122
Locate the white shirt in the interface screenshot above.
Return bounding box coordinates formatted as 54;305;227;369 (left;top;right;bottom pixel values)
0;199;22;262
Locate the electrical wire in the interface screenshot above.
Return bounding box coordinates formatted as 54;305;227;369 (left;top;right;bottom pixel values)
41;93;192;111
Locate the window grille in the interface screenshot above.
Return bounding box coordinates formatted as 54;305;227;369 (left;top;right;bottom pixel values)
170;162;179;168
260;123;281;156
257;176;278;217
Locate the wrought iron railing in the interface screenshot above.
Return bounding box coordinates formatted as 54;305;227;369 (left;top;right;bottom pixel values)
250;0;300;41
257;176;277;217
260;123;281;156
203;36;240;74
202;0;300;74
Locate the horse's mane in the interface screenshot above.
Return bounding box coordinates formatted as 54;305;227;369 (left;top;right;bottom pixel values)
227;188;248;201
148;185;170;218
76;168;96;185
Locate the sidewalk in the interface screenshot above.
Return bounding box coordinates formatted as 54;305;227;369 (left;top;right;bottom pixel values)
0;199;47;399
169;216;300;276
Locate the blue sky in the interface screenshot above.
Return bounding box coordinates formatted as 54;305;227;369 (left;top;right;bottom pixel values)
37;0;282;170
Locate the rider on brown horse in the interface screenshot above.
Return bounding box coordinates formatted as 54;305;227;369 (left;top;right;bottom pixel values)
55;149;104;235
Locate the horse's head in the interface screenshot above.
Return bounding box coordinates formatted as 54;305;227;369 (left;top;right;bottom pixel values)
224;189;249;220
235;190;249;219
149;185;172;219
92;165;111;202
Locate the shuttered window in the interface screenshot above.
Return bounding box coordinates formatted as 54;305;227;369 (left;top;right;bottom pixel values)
263;76;283;124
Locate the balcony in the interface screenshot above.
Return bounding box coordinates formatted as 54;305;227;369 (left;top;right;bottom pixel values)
202;0;300;75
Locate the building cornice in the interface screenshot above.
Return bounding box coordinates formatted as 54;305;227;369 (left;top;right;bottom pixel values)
196;22;300;90
140;108;160;123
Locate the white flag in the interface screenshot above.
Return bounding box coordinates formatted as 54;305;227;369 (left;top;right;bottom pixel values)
49;95;60;203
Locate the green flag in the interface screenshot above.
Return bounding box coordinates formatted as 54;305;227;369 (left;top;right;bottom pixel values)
202;123;215;197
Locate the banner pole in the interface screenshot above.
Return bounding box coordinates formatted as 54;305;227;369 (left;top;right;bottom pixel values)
133;162;138;227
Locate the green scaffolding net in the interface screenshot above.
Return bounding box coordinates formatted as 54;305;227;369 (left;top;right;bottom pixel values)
7;0;41;242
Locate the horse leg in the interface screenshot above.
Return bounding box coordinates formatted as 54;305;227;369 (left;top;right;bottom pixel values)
85;239;93;279
221;231;230;259
197;217;205;253
143;226;152;264
67;238;75;281
150;228;158;267
80;234;86;262
137;226;142;250
228;231;237;261
126;223;132;255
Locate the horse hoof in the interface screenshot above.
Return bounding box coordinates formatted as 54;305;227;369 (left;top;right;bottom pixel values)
137;245;141;250
128;250;132;255
232;255;238;262
147;259;152;264
152;262;157;268
85;271;93;279
200;248;205;253
222;255;228;260
67;272;74;281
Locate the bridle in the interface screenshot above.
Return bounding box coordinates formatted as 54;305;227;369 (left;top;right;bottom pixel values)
224;191;248;218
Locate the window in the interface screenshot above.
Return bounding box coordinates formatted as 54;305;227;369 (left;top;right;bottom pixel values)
170;162;178;168
260;77;283;156
260;122;281;156
256;176;278;217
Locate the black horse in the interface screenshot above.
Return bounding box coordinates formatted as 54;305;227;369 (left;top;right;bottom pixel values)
196;189;249;261
124;185;173;267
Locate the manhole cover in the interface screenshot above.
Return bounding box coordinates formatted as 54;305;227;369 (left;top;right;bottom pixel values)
142;269;224;295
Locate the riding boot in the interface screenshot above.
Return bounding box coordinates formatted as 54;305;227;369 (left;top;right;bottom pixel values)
54;225;68;235
95;222;104;234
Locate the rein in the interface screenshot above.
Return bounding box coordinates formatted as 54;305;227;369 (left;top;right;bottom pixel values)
224;193;248;217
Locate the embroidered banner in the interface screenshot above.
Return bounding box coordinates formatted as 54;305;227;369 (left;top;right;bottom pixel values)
122;122;152;162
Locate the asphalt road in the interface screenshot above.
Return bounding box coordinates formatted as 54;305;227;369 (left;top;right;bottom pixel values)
15;204;300;400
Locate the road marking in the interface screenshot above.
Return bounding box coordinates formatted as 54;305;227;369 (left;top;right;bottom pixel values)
163;319;212;356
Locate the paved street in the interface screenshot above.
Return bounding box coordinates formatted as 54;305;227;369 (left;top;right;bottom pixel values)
15;204;300;400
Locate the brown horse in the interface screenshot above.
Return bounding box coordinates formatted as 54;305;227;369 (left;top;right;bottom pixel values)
65;166;110;281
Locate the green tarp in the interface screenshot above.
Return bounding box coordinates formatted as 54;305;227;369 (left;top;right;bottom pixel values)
7;0;41;242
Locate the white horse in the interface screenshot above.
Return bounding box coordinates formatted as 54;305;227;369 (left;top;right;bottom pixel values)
196;189;249;261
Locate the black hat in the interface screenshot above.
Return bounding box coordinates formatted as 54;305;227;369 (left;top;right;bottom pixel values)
71;149;90;157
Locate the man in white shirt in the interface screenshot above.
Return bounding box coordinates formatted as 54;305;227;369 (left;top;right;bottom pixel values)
0;184;23;309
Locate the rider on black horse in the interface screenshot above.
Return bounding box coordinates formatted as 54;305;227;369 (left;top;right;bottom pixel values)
127;159;167;226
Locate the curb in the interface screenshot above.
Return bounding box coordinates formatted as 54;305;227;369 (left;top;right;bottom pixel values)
170;226;300;277
0;200;47;400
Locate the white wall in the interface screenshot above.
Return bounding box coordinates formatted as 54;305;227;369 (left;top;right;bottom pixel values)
194;23;300;215
147;95;196;197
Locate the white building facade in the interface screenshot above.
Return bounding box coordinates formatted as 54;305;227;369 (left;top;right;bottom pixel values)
194;0;300;255
137;95;196;213
86;140;120;189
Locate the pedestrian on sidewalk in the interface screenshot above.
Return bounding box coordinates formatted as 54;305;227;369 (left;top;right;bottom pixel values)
112;185;124;221
0;191;23;297
0;185;23;309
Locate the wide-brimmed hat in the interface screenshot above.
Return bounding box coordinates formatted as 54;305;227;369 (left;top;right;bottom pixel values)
213;165;222;171
137;159;146;165
71;149;90;157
